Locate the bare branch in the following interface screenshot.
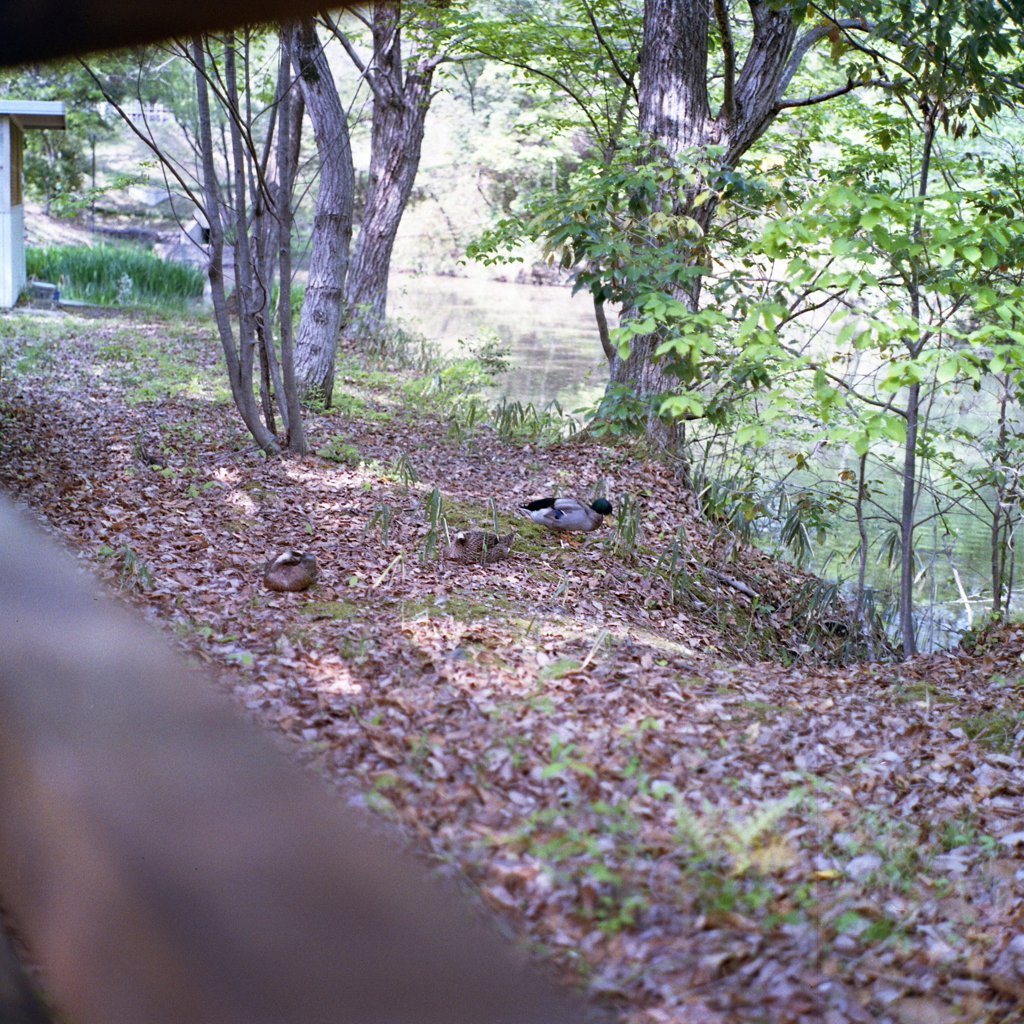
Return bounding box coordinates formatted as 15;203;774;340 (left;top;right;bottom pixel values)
777;78;888;110
580;0;639;104
77;57;206;218
776;16;870;102
713;0;735;122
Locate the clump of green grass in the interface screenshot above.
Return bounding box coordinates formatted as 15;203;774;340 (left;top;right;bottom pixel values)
26;245;204;308
317;436;360;464
491;398;577;445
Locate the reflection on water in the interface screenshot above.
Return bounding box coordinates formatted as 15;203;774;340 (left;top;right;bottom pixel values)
387;273;610;412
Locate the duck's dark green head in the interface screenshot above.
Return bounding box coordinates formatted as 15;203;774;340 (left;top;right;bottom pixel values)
591;498;613;516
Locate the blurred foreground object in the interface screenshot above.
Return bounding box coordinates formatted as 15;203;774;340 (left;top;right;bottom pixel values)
0;496;594;1024
0;0;331;66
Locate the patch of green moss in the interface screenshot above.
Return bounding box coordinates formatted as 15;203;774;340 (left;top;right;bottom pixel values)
317;436;361;464
301;599;364;620
327;391;393;422
959;709;1024;753
223;517;259;534
404;590;515;623
891;680;957;705
539;657;582;679
741;699;788;722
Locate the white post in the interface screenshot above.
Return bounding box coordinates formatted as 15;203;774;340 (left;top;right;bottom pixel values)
0;115;25;309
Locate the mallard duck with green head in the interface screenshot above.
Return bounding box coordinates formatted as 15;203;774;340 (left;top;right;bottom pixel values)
263;550;319;592
517;497;613;535
446;529;515;564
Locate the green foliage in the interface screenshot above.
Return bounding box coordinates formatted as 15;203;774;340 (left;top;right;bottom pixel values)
603;492;644;561
26;246;205;307
458;0;641;153
578;383;649;438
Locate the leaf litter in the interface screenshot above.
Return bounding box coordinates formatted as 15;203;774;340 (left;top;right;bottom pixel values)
3;309;1024;1023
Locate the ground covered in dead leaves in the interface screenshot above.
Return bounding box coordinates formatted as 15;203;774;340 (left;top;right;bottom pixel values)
4;308;1024;1024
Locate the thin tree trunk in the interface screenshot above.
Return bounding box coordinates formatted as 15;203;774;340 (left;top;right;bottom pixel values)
224;33;263;425
290;17;354;408
192;36;279;454
897;112;935;659
992;382;1010;614
277;26;306;453
899;381;920;658
343;1;436;338
250;35;285;438
854;450;875;660
594;297;615;367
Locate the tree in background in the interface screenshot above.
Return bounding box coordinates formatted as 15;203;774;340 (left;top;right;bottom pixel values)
0;60;118;213
85;31;308;454
288;16;354;408
465;0;641;361
324;1;466;342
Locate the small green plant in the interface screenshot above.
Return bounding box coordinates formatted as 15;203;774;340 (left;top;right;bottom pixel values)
690;466;763;545
317;436;360;464
604;492;644;561
491;398;577;445
541;735;595;778
654;525;690;604
578;383;650;438
937;811;981;852
98;543;153;591
355;313;441;373
363;502;394;547
387;452;418;490
421;486;448;562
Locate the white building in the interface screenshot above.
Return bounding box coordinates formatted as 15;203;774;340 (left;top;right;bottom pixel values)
0;100;66;308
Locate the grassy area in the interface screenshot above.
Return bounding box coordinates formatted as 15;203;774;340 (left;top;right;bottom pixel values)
26;244;205;308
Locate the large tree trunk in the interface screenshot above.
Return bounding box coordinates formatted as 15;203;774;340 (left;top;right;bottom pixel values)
343;1;438;339
276;24;306;453
291;17;354;408
610;0;797;444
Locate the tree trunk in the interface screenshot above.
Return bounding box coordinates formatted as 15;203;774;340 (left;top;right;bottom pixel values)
610;0;798;444
343;1;438;339
991;384;1010;615
897;111;935;659
898;380;920;658
594;297;615;367
291;17;354;408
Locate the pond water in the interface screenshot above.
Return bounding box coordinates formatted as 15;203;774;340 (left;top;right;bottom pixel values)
387;273;1022;651
387;273;609;414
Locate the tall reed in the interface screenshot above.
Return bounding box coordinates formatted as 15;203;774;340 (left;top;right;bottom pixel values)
26;245;205;307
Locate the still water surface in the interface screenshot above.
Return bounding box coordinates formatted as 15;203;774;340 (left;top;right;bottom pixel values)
388;274;1017;651
388;273;609;413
